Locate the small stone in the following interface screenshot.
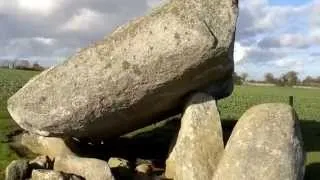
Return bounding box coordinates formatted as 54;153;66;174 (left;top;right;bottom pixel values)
136;164;153;175
54;155;115;180
108;157;132;179
19;133;75;159
136;159;153;166
31;170;64;180
107;157;130;169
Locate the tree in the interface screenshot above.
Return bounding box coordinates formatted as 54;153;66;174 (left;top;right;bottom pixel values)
303;76;314;84
278;74;288;86
284;71;299;86
233;72;243;85
264;73;275;83
274;71;299;86
32;62;45;71
241;73;248;82
316;76;320;83
15;60;30;69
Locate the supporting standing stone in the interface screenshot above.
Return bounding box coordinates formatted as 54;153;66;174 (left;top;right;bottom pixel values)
165;93;224;180
212;103;305;180
5;160;29;180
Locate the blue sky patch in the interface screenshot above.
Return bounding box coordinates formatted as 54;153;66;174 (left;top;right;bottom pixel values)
269;0;311;6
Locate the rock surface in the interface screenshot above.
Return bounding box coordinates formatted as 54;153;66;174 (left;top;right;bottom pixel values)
5;160;29;180
108;157;132;179
31;170;65;180
212;103;305;180
31;169;84;180
135;163;153;175
19;133;75;158
54;155;115;180
108;157;130;169
165;93;224;180
7;0;238;138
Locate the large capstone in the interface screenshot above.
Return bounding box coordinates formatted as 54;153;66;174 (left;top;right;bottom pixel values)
7;0;238;138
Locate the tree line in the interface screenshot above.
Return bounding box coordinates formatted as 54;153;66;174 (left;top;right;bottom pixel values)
0;59;45;71
234;71;320;87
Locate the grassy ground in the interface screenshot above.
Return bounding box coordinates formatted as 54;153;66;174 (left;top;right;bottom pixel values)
0;68;319;179
0;69;39;178
218;85;320;121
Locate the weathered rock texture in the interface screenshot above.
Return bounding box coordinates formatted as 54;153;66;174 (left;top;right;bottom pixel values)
19;133;75;158
212;103;305;180
5;160;29;180
54;155;115;180
7;0;238;138
31;170;84;180
165;93;224;180
31;170;65;180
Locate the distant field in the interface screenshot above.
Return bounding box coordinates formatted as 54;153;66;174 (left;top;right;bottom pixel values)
0;68;319;179
219;85;320;121
0;69;39;110
0;68;39;178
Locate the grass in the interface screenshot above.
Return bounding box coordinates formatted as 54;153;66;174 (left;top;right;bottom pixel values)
0;68;39;179
218;85;320;121
0;68;319;179
0;69;39;109
0;111;19;179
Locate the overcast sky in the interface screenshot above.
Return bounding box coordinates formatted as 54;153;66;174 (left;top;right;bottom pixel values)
0;0;319;80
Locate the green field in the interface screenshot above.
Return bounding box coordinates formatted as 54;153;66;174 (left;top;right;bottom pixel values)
0;68;319;179
0;69;39;178
219;85;320;121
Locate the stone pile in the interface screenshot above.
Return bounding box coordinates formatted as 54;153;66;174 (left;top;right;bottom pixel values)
5;0;305;179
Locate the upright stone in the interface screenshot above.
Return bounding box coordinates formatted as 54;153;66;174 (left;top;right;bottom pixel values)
212;103;305;180
5;160;29;180
7;0;238;138
165;93;224;180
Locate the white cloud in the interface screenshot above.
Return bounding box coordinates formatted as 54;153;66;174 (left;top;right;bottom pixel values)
310;1;320;32
258;33;315;49
33;37;56;45
273;58;302;68
234;42;249;64
280;34;308;48
60;8;105;32
0;1;17;14
146;0;163;8
237;0;312;40
17;0;62;15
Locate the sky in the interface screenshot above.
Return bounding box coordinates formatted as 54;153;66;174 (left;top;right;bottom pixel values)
0;0;319;80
